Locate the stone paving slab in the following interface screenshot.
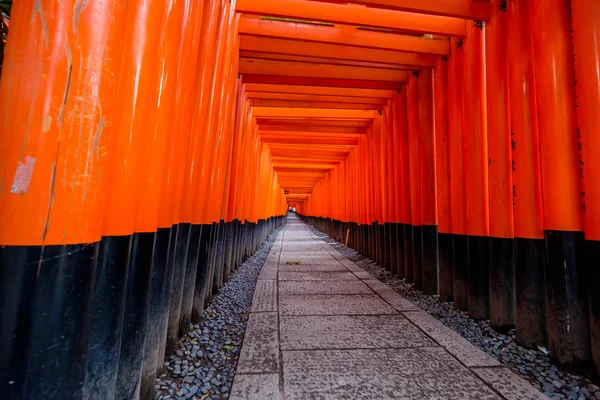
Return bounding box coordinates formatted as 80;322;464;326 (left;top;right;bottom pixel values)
258;262;278;280
279;294;398;315
280;315;435;350
278;271;358;281
278;264;348;272
279;255;339;264
363;279;420;312
282;348;502;400
230;373;280;400
472;367;549;400
251;279;277;312
236;312;279;374
403;310;500;368
278;280;374;295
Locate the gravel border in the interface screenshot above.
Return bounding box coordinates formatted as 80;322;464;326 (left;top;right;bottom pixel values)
154;226;283;400
308;226;600;400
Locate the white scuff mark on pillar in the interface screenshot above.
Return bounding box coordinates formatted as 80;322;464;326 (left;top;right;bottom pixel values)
11;156;37;194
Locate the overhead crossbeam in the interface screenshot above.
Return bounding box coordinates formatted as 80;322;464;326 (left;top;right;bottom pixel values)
242;75;403;90
246;84;394;98
239;17;451;55
236;0;467;37
251;107;377;119
249;99;381;110
310;0;491;20
239;59;409;82
247;92;388;105
239;36;438;67
241;51;412;70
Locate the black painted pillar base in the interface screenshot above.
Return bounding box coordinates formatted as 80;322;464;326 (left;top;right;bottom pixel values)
404;224;414;283
545;230;590;364
467;235;490;320
179;224;202;335
396;224;405;279
453;234;468;311
382;223;390;270
192;224;212;323
438;233;453;303
1;243;98;399
412;225;423;290
586;239;600;376
166;223;190;355
514;237;547;348
489;237;516;332
388;223;397;275
421;224;439;296
115;232;155;400
141;228;172;400
84;235;131;400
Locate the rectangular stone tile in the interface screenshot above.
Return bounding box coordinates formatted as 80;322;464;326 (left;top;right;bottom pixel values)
236;312;279;374
471;367;548;400
278;264;347;272
230;373;280;400
282;348;501;399
280;250;331;256
251;280;277;312
362;279;419;312
279;280;374;295
280;315;435;350
258;263;278;280
278;271;358;281
279;258;340;267
403;311;500;367
279;294;397;315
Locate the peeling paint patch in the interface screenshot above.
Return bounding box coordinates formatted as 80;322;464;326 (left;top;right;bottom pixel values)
42;115;52;132
11;156;36;194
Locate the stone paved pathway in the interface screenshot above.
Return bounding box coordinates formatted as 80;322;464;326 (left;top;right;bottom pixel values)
230;214;547;400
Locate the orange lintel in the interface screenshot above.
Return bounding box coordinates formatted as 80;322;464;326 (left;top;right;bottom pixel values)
236;0;467;37
260;125;366;133
242;74;403;90
240;51;411;70
260;131;365;138
239;17;451;55
314;0;491;20
256;118;371;127
245;83;393;98
249;99;381;110
239;36;437;67
262;137;359;145
251;107;377;119
239;59;409;82
247;92;388;104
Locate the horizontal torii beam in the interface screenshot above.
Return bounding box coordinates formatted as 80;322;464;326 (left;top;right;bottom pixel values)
236;0;467;37
245;83;394;98
310;0;491;20
251;107;377;119
239;59;409;82
239;36;438;67
239;17;451;55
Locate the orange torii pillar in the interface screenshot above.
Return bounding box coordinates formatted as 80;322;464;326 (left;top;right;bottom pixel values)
398;88;413;282
0;0;117;397
485;1;516;331
532;0;590;364
463;21;490;321
507;0;547;349
406;73;423;289
447;37;468;311
391;94;407;278
572;0;600;375
418;68;439;296
434;56;453;302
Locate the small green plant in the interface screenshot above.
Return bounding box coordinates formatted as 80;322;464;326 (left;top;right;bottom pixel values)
286;261;301;265
0;0;11;74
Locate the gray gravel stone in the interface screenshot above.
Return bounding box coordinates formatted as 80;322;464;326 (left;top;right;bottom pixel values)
154;226;283;400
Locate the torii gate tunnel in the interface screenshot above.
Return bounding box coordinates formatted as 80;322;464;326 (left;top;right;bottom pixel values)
1;0;599;398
